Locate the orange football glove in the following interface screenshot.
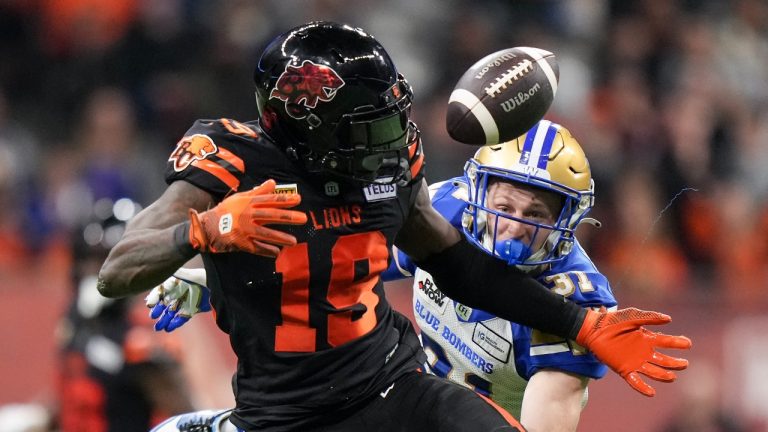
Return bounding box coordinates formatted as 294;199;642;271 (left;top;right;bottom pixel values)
576;307;692;397
188;179;307;257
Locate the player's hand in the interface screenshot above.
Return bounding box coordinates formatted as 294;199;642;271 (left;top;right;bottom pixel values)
146;268;211;332
188;179;307;257
575;307;692;397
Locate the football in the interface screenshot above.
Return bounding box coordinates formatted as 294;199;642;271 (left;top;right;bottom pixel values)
446;47;559;145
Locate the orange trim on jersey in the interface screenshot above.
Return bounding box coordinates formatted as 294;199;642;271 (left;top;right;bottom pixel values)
220;118;258;138
191;159;240;191
408;141;418;158
217;147;245;172
409;153;424;179
478;393;526;431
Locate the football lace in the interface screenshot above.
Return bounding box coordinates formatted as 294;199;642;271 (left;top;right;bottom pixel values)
483;59;534;98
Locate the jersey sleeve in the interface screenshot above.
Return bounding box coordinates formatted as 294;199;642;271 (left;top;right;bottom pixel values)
428;177;469;228
165;118;255;200
381;246;417;281
514;245;617;380
383;178;468;282
403;127;425;186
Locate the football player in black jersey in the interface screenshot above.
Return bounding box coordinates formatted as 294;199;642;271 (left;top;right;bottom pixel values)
98;21;691;432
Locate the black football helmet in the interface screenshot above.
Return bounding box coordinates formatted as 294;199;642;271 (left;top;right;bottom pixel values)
254;21;420;184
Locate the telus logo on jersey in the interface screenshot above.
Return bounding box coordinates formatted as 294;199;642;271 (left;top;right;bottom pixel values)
363;183;397;202
269;60;345;120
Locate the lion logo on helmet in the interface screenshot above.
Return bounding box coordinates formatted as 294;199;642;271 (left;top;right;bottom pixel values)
169;134;218;172
269;60;345;119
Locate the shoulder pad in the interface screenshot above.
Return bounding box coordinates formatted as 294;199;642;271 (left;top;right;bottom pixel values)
429;177;469;229
165;119;259;197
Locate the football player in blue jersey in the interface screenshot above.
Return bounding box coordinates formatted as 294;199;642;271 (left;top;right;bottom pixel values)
383;120;614;431
98;21;690;432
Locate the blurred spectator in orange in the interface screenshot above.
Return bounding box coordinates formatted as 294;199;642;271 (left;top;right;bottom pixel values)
39;0;138;57
592;168;690;301
712;182;768;308
56;198;194;431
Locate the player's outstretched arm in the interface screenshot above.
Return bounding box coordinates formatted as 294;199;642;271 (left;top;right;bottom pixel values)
395;178;581;337
99;180;215;298
99;179;307;298
395;179;691;396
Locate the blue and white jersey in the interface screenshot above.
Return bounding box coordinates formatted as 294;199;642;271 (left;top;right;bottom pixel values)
384;177;617;418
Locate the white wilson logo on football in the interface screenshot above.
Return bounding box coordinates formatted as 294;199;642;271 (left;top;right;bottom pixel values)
500;83;542;112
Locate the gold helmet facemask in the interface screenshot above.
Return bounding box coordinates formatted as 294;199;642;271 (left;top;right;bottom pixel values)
461;120;597;269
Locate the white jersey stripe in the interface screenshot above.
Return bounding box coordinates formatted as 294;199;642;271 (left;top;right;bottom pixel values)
524;119;552;168
530;342;571;356
390;248;413;278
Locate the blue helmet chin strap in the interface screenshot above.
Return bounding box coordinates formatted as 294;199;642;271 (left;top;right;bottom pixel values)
494;238;532;265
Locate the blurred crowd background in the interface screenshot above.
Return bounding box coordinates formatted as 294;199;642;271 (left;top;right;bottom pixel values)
0;0;767;431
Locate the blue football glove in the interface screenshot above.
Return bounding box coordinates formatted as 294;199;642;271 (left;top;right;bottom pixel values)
145;268;211;332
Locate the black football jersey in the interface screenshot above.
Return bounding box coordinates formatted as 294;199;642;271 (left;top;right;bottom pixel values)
165;118;426;431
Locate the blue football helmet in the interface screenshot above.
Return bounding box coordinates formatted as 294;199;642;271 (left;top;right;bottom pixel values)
462;120;596;269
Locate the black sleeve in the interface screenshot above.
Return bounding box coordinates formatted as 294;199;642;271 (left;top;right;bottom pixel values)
415;237;587;340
